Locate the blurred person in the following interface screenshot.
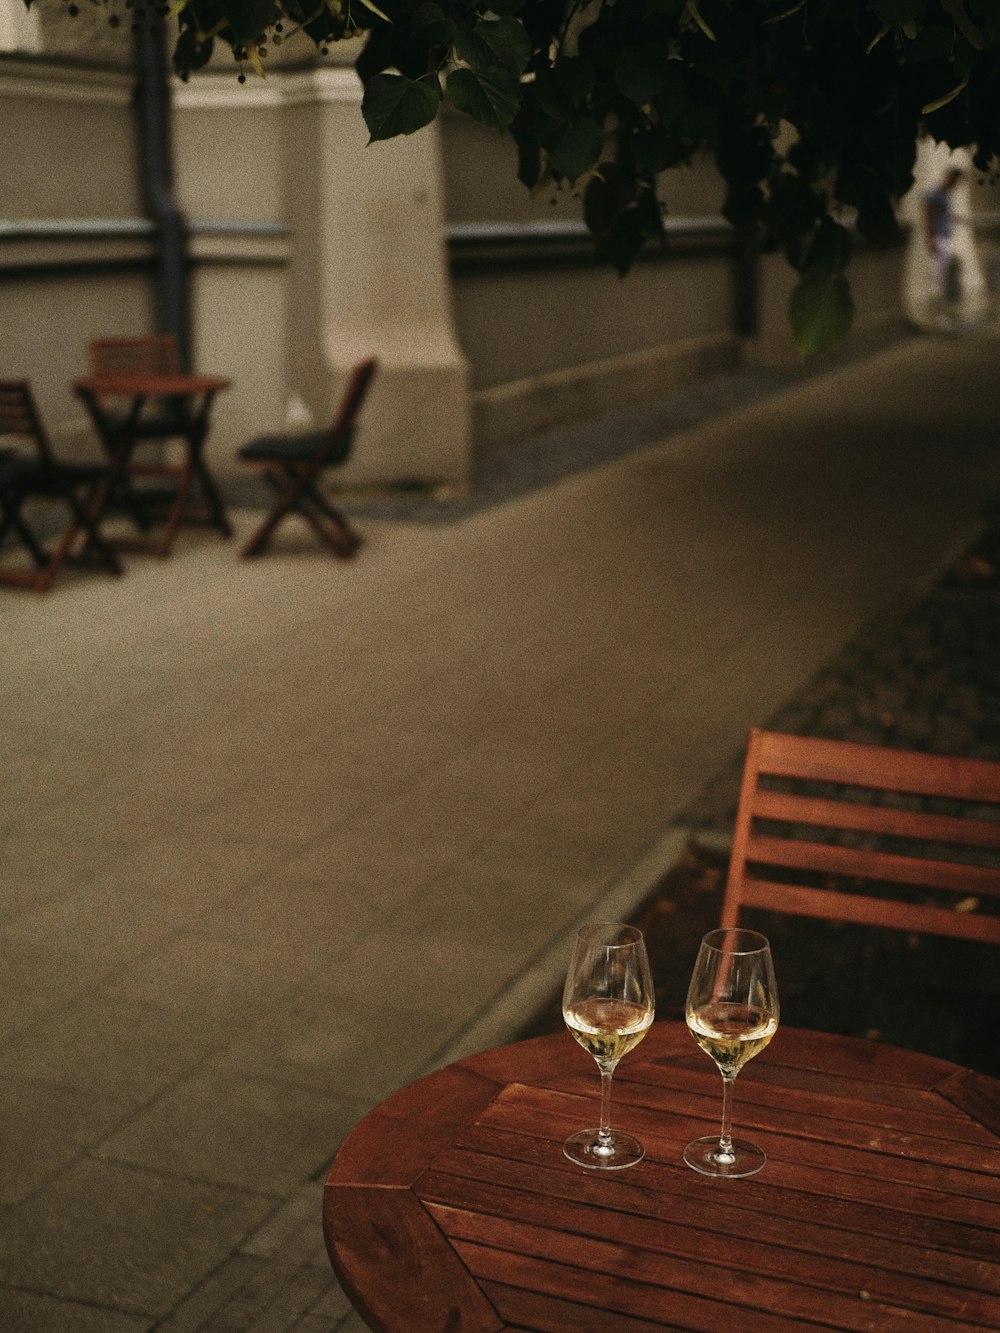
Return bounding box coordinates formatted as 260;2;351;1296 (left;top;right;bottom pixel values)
924;167;964;324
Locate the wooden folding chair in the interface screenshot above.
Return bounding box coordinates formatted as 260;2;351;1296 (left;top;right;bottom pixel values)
721;728;1000;944
237;358;378;560
90;334;181;378
0;380;122;594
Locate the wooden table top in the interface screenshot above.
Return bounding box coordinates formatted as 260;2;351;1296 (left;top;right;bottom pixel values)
323;1023;1000;1331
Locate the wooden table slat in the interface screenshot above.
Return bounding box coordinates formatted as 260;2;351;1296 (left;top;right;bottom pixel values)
479;1277;810;1333
474;1083;1000;1204
453;1236;983;1333
936;1068;1000;1137
420;1153;1000;1292
324;1184;504;1332
440;1124;1000;1260
627;1059;1000;1146
424;1183;1000;1322
451;1115;1000;1234
760;1027;967;1087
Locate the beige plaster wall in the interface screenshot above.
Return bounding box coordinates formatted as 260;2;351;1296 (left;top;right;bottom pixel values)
453;252;732;392
0;55;155;453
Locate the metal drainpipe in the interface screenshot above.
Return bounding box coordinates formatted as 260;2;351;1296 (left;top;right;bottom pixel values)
133;12;191;371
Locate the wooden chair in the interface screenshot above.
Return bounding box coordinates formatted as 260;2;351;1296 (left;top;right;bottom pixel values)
237;358;377;560
721;728;1000;944
0;380;122;594
89;334;181;378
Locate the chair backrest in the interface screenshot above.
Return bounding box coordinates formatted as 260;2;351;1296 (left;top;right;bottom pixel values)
89;335;182;378
0;379;54;462
327;357;377;443
721;728;1000;945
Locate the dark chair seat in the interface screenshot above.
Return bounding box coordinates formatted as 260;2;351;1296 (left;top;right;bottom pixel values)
0;455;109;492
238;428;354;466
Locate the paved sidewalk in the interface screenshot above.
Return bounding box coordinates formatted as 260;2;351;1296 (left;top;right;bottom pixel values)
2;331;999;1331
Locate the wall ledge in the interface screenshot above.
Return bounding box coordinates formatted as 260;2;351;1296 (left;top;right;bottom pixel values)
473;331;740;453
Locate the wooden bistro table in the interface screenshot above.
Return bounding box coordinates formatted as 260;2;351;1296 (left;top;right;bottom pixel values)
74;371;233;557
323;1023;1000;1332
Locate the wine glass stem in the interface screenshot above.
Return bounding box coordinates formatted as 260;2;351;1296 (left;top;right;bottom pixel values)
717;1073;736;1161
598;1067;615;1146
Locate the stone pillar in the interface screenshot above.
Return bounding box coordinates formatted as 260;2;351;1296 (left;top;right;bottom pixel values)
282;66;471;488
174;61;471;488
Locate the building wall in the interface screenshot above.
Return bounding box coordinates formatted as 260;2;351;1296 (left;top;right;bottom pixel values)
0;54;155;457
1;20;915;485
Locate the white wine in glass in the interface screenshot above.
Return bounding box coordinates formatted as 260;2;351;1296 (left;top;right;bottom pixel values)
683;928;778;1178
562;922;654;1170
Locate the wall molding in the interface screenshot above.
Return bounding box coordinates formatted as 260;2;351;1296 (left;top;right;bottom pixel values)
0;53;131;104
0;216;290;274
448;216;735;271
172;63;362;111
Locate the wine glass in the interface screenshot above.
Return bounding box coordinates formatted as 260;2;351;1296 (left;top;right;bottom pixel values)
562;921;655;1170
683;928;779;1178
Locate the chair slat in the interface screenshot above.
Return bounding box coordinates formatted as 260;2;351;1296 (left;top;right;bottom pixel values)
740;877;1000;944
721;729;1000;945
746;832;1000;898
753;790;1000;851
90;335;181;377
752;730;1000;803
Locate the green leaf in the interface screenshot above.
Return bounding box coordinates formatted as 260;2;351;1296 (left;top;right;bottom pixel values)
584;162;635;236
807;217;853;274
907;23;955;60
517;139;543;190
412;3;455;42
549;116;604;183
765;172;824;245
172;20;214;79
656;62;686;124
869;0;926;25
484;0;525;11
554;55;596;104
217;0;276;46
614;45;667;104
356;0;391;21
454;17;532;77
446;66;521;132
941;0;985;49
789;272;855;356
362;73;441;140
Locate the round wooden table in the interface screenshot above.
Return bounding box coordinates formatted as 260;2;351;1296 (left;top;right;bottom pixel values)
323;1023;999;1331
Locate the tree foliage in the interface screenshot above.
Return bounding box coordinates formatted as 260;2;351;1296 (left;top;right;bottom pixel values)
32;0;1000;352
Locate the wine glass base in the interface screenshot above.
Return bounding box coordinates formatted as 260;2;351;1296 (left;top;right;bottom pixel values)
683;1135;766;1178
563;1128;645;1170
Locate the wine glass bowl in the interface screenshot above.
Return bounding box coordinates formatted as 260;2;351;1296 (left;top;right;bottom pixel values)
683;927;778;1178
562;922;654;1170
